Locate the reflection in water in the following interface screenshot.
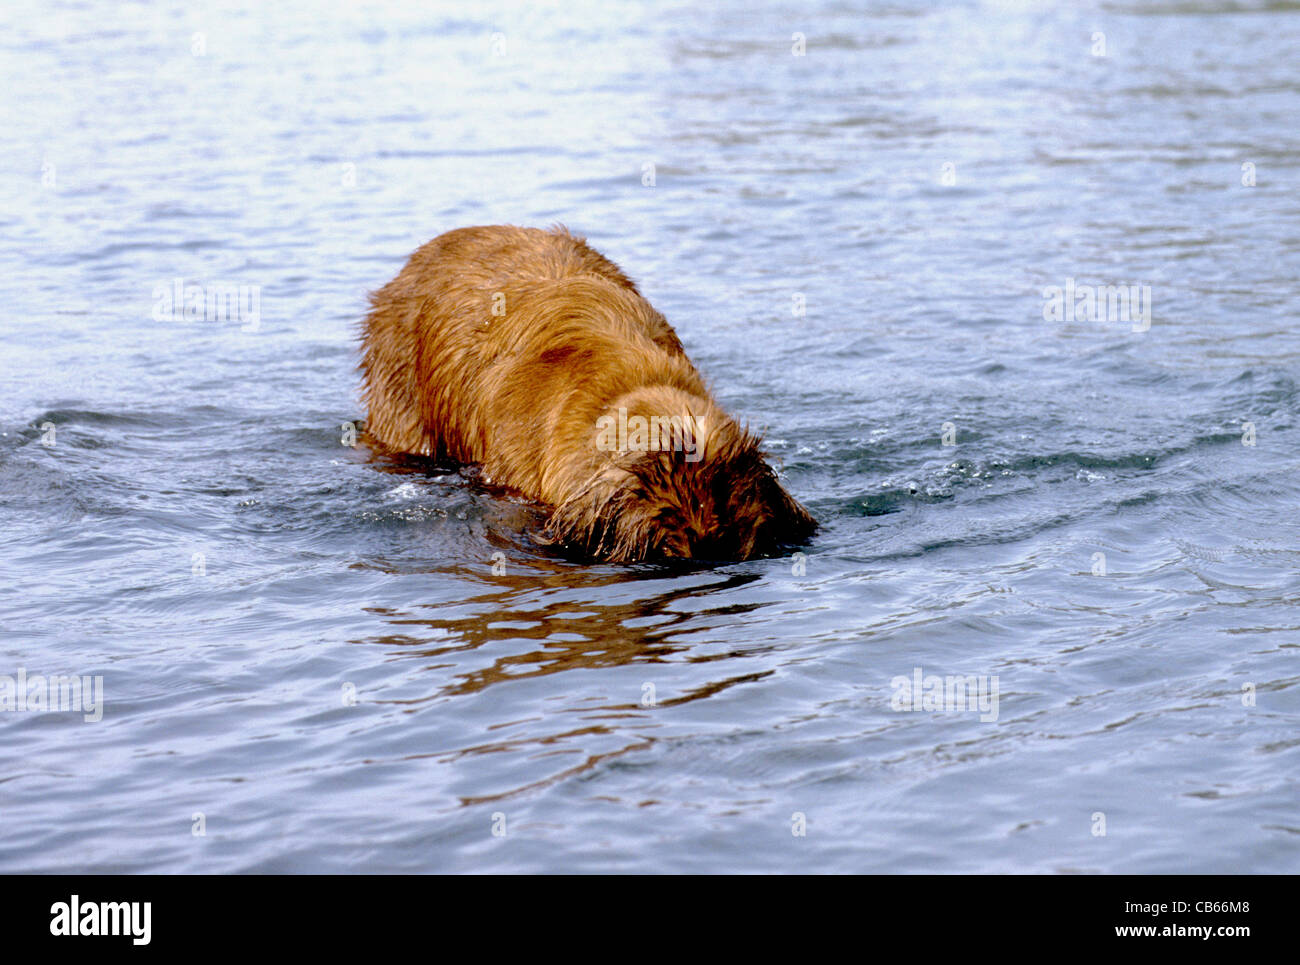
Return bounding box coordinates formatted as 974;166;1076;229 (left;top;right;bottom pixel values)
351;561;778;804
357;561;770;697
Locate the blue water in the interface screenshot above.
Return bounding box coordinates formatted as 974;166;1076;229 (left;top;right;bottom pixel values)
2;0;1298;873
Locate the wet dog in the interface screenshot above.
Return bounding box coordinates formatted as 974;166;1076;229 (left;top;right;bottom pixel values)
358;225;815;562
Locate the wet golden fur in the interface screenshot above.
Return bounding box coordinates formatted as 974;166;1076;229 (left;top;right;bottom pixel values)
358;224;815;562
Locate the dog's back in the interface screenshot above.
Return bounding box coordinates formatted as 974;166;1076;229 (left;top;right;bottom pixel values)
360;225;687;461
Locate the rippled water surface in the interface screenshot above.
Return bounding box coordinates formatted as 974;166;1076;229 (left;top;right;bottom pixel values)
2;0;1298;873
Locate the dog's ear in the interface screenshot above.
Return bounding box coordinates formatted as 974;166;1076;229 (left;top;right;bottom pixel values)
544;459;661;562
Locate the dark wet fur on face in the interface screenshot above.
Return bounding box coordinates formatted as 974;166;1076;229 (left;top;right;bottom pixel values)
546;422;817;563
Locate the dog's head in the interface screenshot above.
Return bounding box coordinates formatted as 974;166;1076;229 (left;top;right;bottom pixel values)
549;414;816;563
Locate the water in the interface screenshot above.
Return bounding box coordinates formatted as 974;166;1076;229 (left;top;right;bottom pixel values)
2;0;1298;873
